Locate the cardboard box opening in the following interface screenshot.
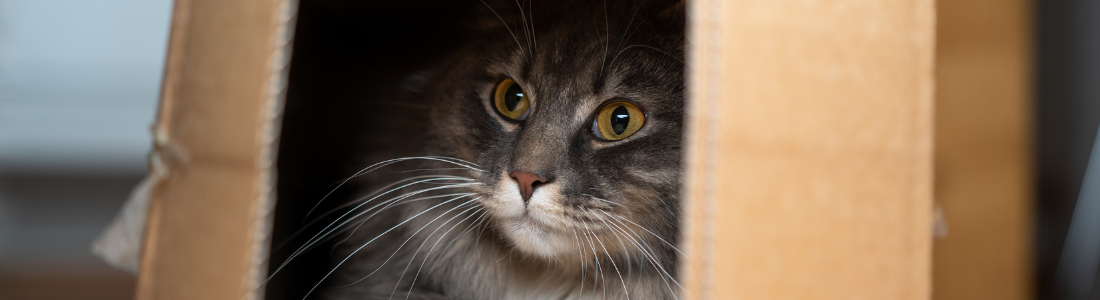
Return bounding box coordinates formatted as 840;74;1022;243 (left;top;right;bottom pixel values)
266;1;511;299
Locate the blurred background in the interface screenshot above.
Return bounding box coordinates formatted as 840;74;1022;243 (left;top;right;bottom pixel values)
0;0;171;299
0;0;1098;300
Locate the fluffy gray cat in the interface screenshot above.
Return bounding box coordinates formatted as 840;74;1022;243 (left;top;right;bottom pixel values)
271;1;684;299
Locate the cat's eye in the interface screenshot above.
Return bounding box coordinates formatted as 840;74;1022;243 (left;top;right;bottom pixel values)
593;101;645;140
493;78;530;120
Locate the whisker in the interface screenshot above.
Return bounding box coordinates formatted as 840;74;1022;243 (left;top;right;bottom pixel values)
336;200;480;288
314;179;476;242
272;175;464;252
389;206;481;296
600;0;610;78
330;192;474;250
606;44;683;76
589;187;621;193
604;214;682;291
473;211;493;249
601;216;678;298
274;181;478;275
306;156;483;219
404;208;485;299
607;212;684;255
301;196;482;300
527;0;536;50
265;178;478;286
493;249;513;264
513;0;533;57
572;228;586;299
479;0;527;60
589;209;633;281
579;228;602;296
615;0;645;53
585;220;628;299
581;193;634;219
430;210;490;274
394;167;476;173
304;189;475;256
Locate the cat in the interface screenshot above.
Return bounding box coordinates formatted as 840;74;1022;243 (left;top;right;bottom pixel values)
271;1;685;299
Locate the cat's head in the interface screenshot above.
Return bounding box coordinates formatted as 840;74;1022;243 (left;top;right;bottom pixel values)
428;0;685;263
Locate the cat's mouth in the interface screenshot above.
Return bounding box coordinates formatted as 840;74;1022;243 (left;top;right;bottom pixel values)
479;174;584;258
511;212;555;229
478;170;641;261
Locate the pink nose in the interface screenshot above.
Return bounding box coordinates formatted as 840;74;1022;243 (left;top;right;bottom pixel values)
509;170;548;204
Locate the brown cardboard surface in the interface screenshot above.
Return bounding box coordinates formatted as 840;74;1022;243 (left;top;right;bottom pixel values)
136;0;293;299
684;0;935;299
933;0;1033;299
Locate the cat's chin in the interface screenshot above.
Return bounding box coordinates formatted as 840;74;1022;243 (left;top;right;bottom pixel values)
497;218;580;259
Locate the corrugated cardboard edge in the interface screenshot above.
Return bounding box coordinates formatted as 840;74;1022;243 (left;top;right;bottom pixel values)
245;1;297;299
681;0;722;298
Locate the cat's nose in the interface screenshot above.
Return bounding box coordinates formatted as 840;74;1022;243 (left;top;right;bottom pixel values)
509;170;548;204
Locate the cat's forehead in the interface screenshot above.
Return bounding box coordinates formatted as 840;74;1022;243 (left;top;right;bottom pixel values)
475;4;684;117
491;40;676;101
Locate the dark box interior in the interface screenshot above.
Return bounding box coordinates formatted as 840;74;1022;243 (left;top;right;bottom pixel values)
265;1;474;299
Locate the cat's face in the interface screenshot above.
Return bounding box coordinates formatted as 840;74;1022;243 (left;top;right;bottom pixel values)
429;0;684;263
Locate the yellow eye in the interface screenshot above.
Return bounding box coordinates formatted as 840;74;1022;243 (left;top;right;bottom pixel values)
593;101;645;140
493;78;530;120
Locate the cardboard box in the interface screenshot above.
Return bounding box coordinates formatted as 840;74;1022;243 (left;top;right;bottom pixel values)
93;0;1032;299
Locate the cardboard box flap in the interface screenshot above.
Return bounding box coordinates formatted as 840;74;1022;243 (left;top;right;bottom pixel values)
90;0;297;299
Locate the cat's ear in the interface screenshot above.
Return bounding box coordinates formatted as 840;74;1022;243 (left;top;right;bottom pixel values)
466;0;522;35
656;0;686;22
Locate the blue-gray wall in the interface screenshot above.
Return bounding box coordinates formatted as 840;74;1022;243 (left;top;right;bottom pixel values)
0;0;171;173
0;1;171;298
